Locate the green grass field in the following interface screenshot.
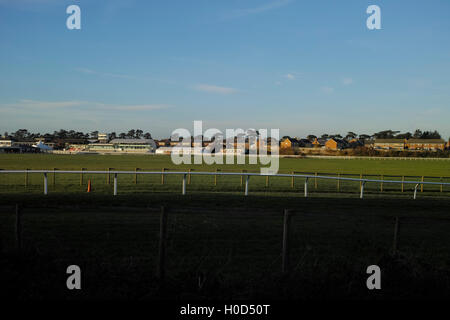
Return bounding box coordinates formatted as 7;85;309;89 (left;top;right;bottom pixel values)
0;154;449;197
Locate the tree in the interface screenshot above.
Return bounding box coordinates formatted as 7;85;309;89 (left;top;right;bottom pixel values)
127;129;136;139
345;132;357;141
307;135;317;141
413;129;423;139
144;132;152;139
395;132;412;139
421;130;441;139
110;132;117;140
373;130;400;139
119;132;126;139
90;131;99;139
358;134;371;141
135;129;143;139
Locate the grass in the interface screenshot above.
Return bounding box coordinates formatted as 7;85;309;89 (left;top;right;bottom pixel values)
0;154;450;197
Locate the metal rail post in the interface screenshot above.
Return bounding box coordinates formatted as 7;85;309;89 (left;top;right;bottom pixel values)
244;175;249;196
304;177;309;197
182;174;186;195
114;173;118;196
360;181;366;199
413;183;419;199
43;173;48;195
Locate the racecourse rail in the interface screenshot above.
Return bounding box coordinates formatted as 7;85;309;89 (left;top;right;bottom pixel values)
1;170;450;199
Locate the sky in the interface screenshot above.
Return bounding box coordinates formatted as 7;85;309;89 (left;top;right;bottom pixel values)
0;0;449;139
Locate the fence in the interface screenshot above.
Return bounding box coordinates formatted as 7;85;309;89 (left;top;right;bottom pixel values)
1;170;450;199
5;204;450;284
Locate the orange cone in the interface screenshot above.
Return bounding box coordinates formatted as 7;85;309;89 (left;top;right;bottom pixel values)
87;179;92;192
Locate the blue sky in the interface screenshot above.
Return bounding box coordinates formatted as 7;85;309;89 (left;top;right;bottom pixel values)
1;0;449;139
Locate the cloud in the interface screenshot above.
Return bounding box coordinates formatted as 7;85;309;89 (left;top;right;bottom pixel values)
0;99;170;112
193;84;238;94
75;67;139;80
341;77;353;86
321;87;335;94
285;74;295;80
222;0;293;19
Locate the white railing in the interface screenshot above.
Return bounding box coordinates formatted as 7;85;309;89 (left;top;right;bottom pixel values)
0;170;449;199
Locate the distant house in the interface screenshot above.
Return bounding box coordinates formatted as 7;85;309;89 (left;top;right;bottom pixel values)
348;138;365;148
298;139;313;148
280;137;300;149
406;139;446;151
312;138;327;148
373;139;406;151
325;138;349;150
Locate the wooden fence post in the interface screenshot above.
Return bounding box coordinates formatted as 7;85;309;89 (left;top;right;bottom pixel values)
282;209;293;274
25;169;29;187
380;175;384;192
291;171;294;188
392;216;400;255
240;170;246;186
80;168;84;186
440;177;443;193
157;206;168;281
161;168;165;185
188;169;192;185
266;175;269;188
314;172;318;190
135;168;138;184
421;176;424;192
337;173;340;192
401;176;404;192
15;204;22;251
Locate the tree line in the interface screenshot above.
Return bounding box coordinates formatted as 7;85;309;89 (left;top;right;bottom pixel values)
2;129;152;141
305;129;442;141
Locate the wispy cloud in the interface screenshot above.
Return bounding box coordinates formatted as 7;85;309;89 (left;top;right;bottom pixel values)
75;68;139;80
320;86;335;94
341;77;354;86
222;0;294;20
193;84;239;94
284;73;295;80
0;99;170;112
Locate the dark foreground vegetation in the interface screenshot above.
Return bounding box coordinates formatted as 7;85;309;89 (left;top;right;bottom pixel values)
0;194;449;300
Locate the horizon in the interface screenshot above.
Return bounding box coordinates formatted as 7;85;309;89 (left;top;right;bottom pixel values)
2;127;449;141
1;0;449;138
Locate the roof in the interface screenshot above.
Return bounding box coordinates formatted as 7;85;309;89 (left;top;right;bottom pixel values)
374;139;405;143
407;139;445;144
110;139;154;144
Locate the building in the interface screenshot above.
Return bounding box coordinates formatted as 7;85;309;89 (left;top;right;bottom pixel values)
75;138;156;153
0;139;13;147
312;138;327;148
373;139;406;151
406;139;446;151
98;133;110;143
325;138;349;150
280;137;300;149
